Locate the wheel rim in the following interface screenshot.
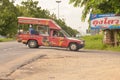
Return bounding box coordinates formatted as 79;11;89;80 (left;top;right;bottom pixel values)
29;40;37;48
30;41;35;47
70;44;77;50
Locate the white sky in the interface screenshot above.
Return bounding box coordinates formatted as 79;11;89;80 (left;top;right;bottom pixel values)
15;0;89;35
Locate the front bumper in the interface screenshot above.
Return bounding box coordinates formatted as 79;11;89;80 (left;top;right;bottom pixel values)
78;40;85;49
78;44;85;49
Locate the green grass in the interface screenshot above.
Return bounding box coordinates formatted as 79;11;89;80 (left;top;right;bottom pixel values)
82;35;120;52
106;46;120;51
0;38;14;42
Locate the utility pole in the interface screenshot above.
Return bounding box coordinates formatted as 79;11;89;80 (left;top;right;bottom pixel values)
0;0;3;6
56;0;61;19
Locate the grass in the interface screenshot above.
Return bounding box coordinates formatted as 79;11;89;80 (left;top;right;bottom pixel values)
82;35;120;52
106;46;120;51
0;38;14;42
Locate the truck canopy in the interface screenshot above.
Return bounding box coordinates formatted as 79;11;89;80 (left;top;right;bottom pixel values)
18;17;61;30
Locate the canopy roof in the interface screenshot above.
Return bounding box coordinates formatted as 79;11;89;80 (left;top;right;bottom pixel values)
18;17;61;30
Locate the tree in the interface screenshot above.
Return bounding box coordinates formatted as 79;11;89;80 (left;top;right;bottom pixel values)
54;19;79;36
69;0;120;21
0;0;19;37
17;0;51;18
17;0;79;36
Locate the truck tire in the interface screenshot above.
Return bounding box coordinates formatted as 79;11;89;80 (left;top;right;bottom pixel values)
28;40;39;48
69;43;79;51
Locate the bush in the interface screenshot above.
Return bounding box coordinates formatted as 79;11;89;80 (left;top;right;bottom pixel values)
82;35;120;51
83;35;104;49
0;38;14;42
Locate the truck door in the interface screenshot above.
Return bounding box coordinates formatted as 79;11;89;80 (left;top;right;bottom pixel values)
49;30;67;47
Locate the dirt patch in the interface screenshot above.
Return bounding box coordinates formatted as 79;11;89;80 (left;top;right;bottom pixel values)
9;52;120;80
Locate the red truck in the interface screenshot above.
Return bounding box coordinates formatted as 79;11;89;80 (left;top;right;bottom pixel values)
17;17;85;51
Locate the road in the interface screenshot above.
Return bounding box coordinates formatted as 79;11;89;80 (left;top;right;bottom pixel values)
0;41;27;64
0;41;120;80
0;41;46;78
0;41;45;64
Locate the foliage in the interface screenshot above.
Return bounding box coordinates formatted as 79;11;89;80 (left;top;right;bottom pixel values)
69;0;120;21
106;46;120;51
17;0;79;36
83;35;120;51
54;19;79;36
83;35;106;49
0;38;14;42
0;0;19;37
17;0;51;18
0;0;79;38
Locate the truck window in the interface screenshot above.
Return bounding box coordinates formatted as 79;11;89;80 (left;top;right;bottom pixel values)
38;25;49;36
53;30;65;37
60;30;70;37
53;31;58;37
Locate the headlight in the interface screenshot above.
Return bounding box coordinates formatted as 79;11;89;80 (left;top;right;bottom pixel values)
81;41;84;44
80;40;85;44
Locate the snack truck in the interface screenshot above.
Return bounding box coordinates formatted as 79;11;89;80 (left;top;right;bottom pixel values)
17;17;85;51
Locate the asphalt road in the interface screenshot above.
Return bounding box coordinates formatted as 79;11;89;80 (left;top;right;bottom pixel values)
0;41;119;64
0;41;46;78
0;41;37;64
0;41;120;66
0;41;120;79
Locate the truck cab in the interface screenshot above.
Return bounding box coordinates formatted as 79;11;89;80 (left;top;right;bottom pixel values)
17;17;85;51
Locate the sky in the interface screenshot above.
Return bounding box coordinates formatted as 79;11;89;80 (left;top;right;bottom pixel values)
15;0;89;35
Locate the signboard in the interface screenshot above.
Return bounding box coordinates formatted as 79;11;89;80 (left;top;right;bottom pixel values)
90;14;120;29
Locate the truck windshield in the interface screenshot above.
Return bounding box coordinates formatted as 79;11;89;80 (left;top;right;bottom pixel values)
60;30;70;37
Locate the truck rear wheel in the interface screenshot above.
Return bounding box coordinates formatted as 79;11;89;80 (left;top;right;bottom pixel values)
69;43;79;51
28;40;39;48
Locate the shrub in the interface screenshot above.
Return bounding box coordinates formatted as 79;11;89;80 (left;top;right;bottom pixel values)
82;35;120;51
0;38;13;42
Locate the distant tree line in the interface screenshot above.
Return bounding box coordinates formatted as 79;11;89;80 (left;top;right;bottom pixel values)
0;0;79;38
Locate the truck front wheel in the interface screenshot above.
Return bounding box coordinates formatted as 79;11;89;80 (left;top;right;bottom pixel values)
28;40;39;48
69;43;79;51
